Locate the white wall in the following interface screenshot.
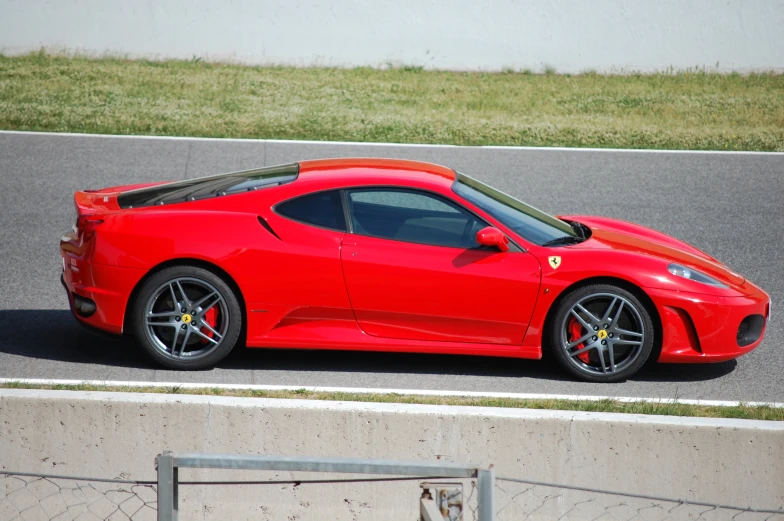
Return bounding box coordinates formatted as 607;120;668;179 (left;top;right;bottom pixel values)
1;389;783;520
1;0;783;73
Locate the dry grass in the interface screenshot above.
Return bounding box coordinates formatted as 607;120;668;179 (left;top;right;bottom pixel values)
1;52;783;150
2;382;782;421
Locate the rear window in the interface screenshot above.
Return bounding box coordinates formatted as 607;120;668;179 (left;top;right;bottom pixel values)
276;190;346;231
117;163;299;209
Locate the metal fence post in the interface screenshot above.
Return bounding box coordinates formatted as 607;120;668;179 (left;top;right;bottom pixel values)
157;451;178;521
477;466;495;521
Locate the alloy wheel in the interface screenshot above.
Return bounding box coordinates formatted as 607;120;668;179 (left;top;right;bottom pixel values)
559;292;646;377
143;277;229;360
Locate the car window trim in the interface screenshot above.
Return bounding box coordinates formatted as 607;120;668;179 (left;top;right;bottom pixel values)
343;186;523;252
340;189;354;234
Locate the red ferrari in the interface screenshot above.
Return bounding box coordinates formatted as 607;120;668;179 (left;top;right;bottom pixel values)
60;158;770;382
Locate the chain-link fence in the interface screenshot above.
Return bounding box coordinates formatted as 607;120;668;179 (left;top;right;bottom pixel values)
3;470;783;521
0;472;157;521
493;477;784;521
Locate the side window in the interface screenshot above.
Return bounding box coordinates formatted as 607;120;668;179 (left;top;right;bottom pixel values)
347;189;486;249
276;190;346;231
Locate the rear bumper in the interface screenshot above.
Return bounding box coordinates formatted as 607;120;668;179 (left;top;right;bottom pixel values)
60;251;146;335
646;284;770;363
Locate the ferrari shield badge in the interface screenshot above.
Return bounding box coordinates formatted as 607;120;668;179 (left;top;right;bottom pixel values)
548;256;561;269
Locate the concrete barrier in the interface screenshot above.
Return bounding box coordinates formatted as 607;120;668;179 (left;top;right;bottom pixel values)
1;389;782;520
1;0;783;73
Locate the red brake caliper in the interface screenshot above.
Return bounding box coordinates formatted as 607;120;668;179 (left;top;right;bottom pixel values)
568;317;591;363
200;307;217;343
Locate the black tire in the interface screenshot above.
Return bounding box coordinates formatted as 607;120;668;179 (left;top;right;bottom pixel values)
131;266;242;370
549;284;654;383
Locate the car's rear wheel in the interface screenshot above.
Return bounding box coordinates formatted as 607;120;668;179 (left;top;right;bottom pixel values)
131;266;242;370
549;284;654;382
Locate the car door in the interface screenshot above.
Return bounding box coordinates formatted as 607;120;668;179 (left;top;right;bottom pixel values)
242;189;353;341
340;188;541;345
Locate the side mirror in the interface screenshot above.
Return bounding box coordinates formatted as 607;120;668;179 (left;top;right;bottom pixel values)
476;226;509;252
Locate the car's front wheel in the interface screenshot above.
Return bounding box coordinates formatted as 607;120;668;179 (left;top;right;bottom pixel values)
549;284;655;382
131;266;242;370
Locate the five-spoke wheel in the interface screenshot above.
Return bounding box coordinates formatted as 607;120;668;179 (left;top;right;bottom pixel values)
550;284;654;382
132;266;242;370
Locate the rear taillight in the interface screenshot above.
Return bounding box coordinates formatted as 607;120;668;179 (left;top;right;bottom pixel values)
76;215;104;242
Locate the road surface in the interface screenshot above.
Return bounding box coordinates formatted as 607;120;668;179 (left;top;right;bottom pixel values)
1;131;781;401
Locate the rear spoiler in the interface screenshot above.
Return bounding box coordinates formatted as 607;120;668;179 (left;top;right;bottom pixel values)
75;190;120;215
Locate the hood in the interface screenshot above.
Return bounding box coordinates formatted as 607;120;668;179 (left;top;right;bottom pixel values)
560;215;745;287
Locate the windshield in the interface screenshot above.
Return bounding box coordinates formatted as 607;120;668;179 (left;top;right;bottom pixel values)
452;173;577;246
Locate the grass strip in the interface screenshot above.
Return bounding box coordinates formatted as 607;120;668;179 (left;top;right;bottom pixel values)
2;382;782;421
1;52;783;151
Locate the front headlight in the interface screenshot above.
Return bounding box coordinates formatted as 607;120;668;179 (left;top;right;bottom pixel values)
668;263;727;288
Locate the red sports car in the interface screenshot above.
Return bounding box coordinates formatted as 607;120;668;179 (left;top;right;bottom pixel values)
60;158;770;382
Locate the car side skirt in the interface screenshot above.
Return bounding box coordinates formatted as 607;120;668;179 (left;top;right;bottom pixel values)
247;315;542;359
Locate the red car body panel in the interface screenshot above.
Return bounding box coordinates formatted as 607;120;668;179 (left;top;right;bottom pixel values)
60;158;770;365
341;234;541;344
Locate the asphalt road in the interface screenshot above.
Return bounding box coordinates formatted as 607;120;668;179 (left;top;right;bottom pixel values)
1;131;782;402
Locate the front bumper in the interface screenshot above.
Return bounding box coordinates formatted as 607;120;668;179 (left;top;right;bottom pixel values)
60;251;146;335
646;284;770;363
